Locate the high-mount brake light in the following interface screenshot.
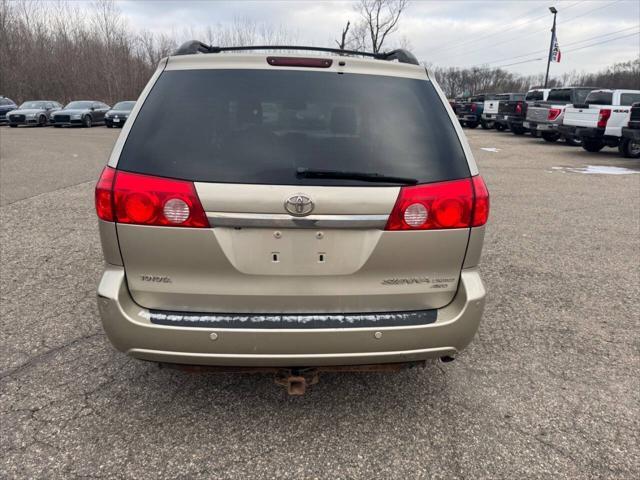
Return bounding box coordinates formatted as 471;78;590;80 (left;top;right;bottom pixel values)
94;170;209;228
548;108;562;121
385;177;489;231
266;56;333;68
597;108;612;128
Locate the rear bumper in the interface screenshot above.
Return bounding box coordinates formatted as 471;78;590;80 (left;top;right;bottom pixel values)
97;266;486;367
458;114;479;122
523;120;558;132
621;127;640;141
568;126;605;139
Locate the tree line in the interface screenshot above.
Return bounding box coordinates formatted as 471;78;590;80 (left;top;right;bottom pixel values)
1;0;637;105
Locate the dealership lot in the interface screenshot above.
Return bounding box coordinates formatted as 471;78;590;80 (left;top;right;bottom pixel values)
1;127;638;478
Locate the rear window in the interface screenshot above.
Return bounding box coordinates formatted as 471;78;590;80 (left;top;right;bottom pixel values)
547;89;571;102
525;90;544;101
620;93;640;106
118;69;470;186
586;91;613;105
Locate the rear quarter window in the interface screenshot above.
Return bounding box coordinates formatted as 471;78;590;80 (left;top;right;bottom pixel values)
547;89;572;102
118;69;470;186
525;91;544;101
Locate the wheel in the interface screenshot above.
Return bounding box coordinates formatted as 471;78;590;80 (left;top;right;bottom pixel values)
38;115;46;127
496;123;508;131
459;121;467;127
582;138;605;152
541;132;560;142
620;138;640;158
466;121;479;129
105;123;113;128
530;130;540;138
511;126;526;135
565;136;582;146
83;115;92;128
480;120;492;130
54;125;61;128
9;124;17;128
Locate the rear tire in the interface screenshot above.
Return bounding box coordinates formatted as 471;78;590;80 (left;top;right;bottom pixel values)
83;115;92;128
106;123;113;128
620;138;640;158
480;120;491;129
541;132;560;142
9;124;17;128
38;115;46;127
582;139;605;152
466;121;479;129
495;123;506;132
530;130;540;138
511;126;526;135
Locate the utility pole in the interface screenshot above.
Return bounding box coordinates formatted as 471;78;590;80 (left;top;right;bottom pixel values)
544;6;558;88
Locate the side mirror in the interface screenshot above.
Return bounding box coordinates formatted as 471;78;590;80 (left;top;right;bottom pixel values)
90;106;95;111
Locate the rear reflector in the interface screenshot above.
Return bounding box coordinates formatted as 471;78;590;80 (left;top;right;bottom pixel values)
94;167;209;228
597;108;611;129
385;176;489;231
267;56;332;68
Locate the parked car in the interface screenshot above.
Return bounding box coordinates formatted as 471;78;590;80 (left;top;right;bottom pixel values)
500;88;550;135
559;89;640;156
483;93;524;131
50;100;110;127
6;100;62;127
457;94;490;128
620;102;640;158
524;87;596;144
0;96;17;124
105;101;136;128
94;43;489;387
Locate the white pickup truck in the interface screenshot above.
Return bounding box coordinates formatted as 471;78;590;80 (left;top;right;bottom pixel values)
559;89;640;156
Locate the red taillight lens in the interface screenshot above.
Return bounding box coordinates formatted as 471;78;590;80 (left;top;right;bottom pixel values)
471;103;477;112
471;175;490;227
515;101;523;115
597;108;612;128
95;169;209;227
95;166;116;221
385;177;489;230
113;171;209;227
548;108;562;121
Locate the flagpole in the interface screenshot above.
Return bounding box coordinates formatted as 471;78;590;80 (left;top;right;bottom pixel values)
544;6;558;88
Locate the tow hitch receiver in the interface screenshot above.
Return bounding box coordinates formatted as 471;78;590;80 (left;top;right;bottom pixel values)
160;361;426;396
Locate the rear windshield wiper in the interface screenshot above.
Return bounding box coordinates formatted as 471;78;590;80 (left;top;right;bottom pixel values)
296;168;418;185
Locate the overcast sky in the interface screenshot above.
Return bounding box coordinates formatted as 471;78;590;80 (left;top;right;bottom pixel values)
116;0;639;75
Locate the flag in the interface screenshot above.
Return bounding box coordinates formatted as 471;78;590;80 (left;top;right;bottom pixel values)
551;34;561;63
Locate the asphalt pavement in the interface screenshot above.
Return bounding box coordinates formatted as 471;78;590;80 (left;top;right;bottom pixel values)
1;125;638;479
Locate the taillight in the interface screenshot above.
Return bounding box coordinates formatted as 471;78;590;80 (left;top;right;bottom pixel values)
95;166;116;221
94;169;209;228
597;109;611;128
471;103;477;112
548;108;562;121
385;176;489;231
471;175;490;227
515;101;523;115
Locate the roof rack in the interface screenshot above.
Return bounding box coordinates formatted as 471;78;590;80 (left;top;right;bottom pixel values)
173;41;420;66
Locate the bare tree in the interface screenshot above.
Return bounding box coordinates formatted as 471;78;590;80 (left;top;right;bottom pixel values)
335;20;350;49
354;0;409;53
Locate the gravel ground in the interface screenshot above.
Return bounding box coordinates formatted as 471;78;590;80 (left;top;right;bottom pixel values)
1;125;639;479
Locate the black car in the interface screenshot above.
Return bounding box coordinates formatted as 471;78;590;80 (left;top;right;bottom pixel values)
7;100;62;127
0;96;17;124
105;101;135;128
50;100;111;127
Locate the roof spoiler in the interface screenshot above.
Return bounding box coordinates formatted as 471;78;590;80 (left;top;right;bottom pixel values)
172;41;420;66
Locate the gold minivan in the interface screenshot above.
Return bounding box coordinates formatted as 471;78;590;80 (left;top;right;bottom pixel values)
95;43;489;376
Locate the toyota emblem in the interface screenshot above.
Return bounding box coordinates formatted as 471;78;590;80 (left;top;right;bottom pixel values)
284;194;314;217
